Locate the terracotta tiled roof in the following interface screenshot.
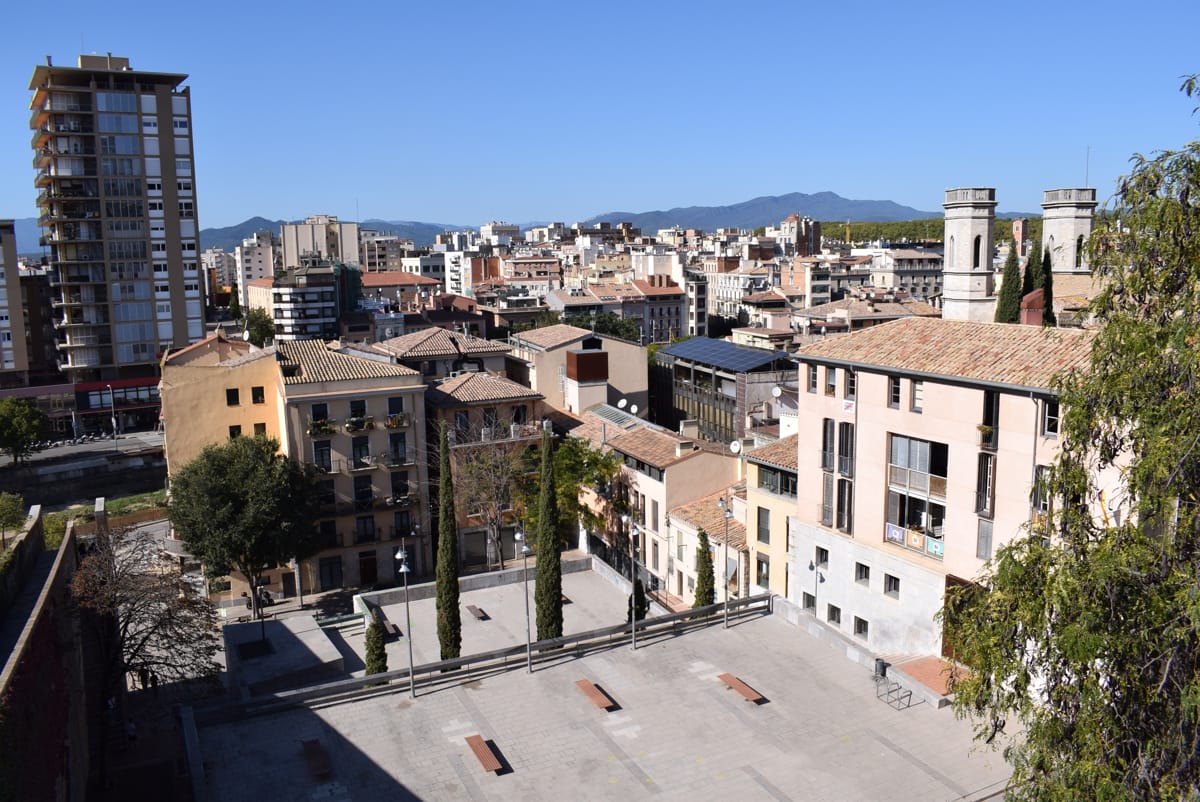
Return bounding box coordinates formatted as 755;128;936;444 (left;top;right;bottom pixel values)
746;434;798;471
798;296;941;320
247;277;274;288
276;340;419;385
359;272;440;288
798;317;1095;390
513;323;590;350
607;427;701;470
375;327;510;359
670;482;747;550
162;331;250;364
631;280;683;297
426;372;543;407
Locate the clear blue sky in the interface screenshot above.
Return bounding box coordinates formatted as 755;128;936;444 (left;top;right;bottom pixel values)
2;0;1198;230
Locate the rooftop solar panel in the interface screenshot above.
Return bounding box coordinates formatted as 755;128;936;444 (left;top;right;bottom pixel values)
659;337;791;372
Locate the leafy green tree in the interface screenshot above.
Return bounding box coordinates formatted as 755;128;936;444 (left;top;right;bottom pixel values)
994;247;1022;323
519;435;621;544
244;307;274;347
364;610;388;675
0;493;25;550
627;578;647;623
0;398;48;466
227;292;241;320
534;431;563;640
435;422;461;660
563;312;642;342
1022;241;1041;300
943;99;1200;800
1041;247;1056;326
693;529;715;607
168;436;321;629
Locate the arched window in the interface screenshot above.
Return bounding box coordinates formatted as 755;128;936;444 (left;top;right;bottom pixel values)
1075;235;1084;268
972;235;982;269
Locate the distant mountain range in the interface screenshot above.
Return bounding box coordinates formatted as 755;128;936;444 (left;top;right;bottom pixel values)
8;190;1039;257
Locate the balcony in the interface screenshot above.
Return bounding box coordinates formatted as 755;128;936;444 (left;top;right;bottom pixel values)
384;412;410;430
348;455;375;472
883;522;944;560
343;416;375;433
307;419;337;437
377;450;415;469
978;425;998;451
384;493;416;509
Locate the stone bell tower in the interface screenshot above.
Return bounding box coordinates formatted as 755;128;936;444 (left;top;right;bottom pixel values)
941;187;996;322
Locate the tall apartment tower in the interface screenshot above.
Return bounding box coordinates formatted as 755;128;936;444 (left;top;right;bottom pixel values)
30;54;204;382
1041;188;1096;274
941;187;996;322
234;231;279;309
0;221;29;380
280;215;359;269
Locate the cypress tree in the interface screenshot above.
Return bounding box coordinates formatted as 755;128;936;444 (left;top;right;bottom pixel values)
364;610;388;675
1029;243;1045;291
534;430;563;640
994;246;1022;323
1041;247;1056;326
627;579;648;622
435;422;461;659
693;529;715;607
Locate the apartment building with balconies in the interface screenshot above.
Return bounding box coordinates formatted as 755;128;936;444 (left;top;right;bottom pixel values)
788;317;1097;657
30;54;204;387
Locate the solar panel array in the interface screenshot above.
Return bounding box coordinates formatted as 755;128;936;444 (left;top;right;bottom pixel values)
659;337;791;372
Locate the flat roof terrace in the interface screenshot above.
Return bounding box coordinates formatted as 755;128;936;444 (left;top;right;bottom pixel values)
197;572;1009;801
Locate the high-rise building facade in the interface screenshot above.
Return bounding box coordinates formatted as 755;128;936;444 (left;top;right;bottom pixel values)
30;54;204;383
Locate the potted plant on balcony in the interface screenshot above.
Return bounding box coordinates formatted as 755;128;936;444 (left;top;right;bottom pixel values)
385;412;408;430
344;415;374;433
307;418;335;436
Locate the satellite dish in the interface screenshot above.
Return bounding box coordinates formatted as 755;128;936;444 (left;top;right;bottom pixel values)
629;404;639;416
771;386;782;398
243;329;251;341
617;399;628;410
729;439;742;454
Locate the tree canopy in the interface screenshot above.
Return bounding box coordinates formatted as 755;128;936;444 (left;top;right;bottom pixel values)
693;529;715;608
1040;246;1056;326
0;398;48;465
0;493;25;549
563;311;642;342
168;435;322;593
944;94;1200;800
244;307;274;347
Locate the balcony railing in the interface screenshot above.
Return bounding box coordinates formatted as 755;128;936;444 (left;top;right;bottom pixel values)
307;419;336;436
883;522;944;560
377;450;415;468
384;412;409;430
978;425;997;451
344;416;375;433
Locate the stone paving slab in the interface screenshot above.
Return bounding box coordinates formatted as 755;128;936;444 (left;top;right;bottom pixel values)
198;597;1010;801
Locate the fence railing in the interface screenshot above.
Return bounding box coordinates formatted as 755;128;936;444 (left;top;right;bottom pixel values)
240;593;772;717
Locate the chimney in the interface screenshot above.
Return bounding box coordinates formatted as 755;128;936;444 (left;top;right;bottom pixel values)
675;440;694;456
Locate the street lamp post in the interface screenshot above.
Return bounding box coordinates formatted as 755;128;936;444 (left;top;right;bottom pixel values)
717;497;732;628
106;384;116;441
514;530;532;672
395;547;415;698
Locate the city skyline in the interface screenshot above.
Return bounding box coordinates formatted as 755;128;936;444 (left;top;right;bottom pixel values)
2;0;1198;231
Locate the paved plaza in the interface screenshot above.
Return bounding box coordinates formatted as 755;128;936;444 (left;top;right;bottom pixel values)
197;569;1011;802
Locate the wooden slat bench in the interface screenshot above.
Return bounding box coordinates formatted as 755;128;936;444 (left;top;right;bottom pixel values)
300;738;332;779
465;734;502;772
466;604;488;621
575;679;616;711
718;673;764;703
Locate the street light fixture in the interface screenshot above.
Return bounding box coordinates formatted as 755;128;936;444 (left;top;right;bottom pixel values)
105;383;116;441
395;547;415;698
717;497;733;628
514;529;533;672
630;523;642;651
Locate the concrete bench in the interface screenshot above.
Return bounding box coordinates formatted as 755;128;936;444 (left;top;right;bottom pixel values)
466;604;488;621
300;738;332;779
465;734;502;772
575;679;616;711
718;672;764;703
371;607;400;639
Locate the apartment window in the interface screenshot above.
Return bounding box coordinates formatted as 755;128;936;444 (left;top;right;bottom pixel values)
512;404;527;425
887;434;949;537
349;399;366;418
844;370;857;401
815;546;829;568
821;473;834;526
758;466;797;497
975;453;996;517
652;541;659;572
836;479;854;533
352;436;371;468
251;386;265;404
888;376;901;408
228;425;241;438
757;507;770;544
311;403;328;422
455;410;469;431
837;421;855;477
824;367;837;396
354;516;376;544
853;616;869;639
977;518;994;560
855;562;870;585
253;422;266;436
651;499;660;532
388;396;405;415
820;418;835;470
756;554;770;588
827;604;841;626
910;380;924;413
225;388;239;406
884;573;901;598
1032;465;1051;514
313;441;332;473
802;592;815;611
807;365;818;393
981;389;999;450
1042;399;1060;437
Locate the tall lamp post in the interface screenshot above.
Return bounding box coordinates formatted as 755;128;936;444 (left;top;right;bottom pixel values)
717;497;732;628
105;384;116;440
622;515;642;651
395;547;415;698
514;529;532;672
